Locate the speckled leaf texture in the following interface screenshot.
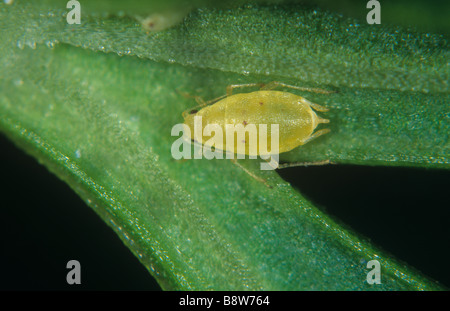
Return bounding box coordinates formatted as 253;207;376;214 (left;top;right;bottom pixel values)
0;0;448;290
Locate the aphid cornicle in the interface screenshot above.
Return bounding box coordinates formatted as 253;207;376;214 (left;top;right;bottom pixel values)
182;82;332;160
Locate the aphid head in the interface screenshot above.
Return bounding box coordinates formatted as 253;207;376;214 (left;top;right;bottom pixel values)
182;110;197;139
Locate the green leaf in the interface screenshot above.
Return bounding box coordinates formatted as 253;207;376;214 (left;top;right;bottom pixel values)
0;1;448;290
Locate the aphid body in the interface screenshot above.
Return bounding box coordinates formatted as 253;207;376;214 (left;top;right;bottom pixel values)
183;84;331;157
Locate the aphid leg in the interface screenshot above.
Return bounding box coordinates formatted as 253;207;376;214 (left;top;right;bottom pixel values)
226;83;266;96
276;159;331;169
274;129;331;168
261;156;331;170
299;128;331;145
261;81;335;95
231;159;272;188
299;97;330;112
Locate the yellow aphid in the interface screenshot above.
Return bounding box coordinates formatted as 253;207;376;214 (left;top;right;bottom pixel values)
182;82;332;158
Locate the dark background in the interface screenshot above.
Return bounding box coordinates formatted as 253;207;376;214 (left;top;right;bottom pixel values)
1;132;449;290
